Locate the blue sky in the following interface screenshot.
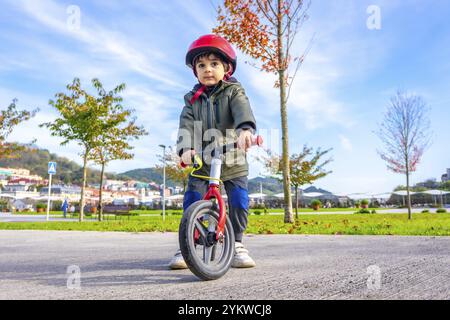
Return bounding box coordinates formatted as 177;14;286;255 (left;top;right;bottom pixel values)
1;0;449;195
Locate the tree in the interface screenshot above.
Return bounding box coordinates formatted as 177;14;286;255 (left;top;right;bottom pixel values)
88;79;148;221
156;147;191;193
290;146;332;219
214;0;312;223
259;145;332;220
41;78;110;222
0;99;38;159
376;90;432;220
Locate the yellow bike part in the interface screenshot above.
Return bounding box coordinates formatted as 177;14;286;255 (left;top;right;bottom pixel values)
189;154;223;184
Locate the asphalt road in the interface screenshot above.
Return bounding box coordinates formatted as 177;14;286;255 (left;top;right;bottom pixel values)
0;230;449;300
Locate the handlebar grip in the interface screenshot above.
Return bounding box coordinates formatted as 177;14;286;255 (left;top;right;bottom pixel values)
252;135;263;147
180;155;200;168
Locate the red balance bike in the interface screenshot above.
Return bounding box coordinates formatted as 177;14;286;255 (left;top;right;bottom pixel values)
179;135;263;280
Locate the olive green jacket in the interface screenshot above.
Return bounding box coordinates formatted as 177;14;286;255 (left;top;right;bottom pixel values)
177;78;257;181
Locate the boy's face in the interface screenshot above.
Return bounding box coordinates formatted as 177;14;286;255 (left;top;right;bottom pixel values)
195;54;227;86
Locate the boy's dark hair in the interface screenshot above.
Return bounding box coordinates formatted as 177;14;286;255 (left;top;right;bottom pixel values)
193;52;231;72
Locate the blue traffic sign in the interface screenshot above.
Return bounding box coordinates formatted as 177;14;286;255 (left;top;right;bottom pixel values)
48;162;57;175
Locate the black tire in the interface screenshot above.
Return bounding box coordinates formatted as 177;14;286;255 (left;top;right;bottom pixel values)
179;200;235;281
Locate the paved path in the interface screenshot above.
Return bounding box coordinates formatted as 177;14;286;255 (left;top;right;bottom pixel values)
0;230;448;300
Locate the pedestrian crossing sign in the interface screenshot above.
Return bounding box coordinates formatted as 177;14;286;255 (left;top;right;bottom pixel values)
48;162;57;175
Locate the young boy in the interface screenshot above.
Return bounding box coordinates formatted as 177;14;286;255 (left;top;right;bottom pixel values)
169;34;257;269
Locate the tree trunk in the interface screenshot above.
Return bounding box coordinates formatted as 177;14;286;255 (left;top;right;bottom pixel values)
79;151;88;222
295;186;299;221
277;0;293;224
406;168;412;220
98;162;105;221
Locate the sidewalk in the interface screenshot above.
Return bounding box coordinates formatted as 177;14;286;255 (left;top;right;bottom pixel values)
0;213;91;222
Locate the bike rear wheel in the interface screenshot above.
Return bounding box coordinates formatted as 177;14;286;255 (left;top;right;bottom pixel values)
179;200;235;281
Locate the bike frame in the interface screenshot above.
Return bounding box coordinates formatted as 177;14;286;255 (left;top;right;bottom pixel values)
202;164;227;241
182;135;263;243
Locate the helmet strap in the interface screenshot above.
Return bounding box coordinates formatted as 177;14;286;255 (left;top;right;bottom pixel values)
190;85;206;105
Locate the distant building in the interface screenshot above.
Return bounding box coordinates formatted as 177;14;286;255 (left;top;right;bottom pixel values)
104;179;138;192
40;185;81;197
0;167;43;183
9;177;43;185
442;169;450;182
4;184;29;192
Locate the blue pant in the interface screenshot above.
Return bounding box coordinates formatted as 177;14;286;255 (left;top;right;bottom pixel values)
183;175;249;242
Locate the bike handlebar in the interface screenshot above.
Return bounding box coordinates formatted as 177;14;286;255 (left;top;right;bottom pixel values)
180;135;263;168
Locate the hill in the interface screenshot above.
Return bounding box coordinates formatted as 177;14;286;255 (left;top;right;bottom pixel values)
117;168;177;187
0;147;119;185
0;147;175;187
248;176;283;194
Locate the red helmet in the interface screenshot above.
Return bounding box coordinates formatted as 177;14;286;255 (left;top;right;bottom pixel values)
186;34;237;76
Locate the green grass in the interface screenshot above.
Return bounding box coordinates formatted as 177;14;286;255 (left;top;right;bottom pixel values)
0;213;449;236
246;213;450;236
126;207;388;215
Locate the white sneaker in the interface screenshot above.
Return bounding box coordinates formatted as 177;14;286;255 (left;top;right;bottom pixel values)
168;249;188;270
232;242;256;268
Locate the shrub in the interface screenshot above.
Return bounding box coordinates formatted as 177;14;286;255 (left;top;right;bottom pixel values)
36;203;47;210
310;199;322;207
371;209;377;214
160;211;177;216
253;203;266;210
0;200;8;211
361;199;369;205
422;209;430;213
356;209;371;214
253;210;262;215
371;201;380;208
436;208;447;213
171;211;183;216
52;200;63;211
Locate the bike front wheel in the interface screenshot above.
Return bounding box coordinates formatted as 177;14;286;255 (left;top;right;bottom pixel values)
179;200;235;281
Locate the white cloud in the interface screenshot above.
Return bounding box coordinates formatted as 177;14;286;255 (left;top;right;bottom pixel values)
13;0;186;89
339;134;353;151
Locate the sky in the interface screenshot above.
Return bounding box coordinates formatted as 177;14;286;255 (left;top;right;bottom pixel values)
1;0;449;195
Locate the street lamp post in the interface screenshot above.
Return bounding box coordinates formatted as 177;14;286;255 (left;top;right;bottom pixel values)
159;144;166;222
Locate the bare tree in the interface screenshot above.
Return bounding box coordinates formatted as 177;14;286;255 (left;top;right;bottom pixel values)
376;90;432;220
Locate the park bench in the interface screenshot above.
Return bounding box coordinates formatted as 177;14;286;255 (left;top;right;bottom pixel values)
102;205;132;220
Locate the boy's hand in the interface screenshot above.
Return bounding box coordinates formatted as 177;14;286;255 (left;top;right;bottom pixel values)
181;149;196;165
237;130;252;152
